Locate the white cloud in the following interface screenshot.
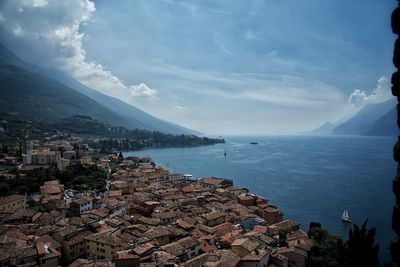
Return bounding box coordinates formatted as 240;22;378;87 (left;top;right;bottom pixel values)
12;24;24;36
348;76;392;107
212;32;231;55
22;0;48;8
244;30;261;40
0;0;157;104
173;105;187;110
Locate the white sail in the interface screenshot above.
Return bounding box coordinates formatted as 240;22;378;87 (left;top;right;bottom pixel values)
342;209;349;221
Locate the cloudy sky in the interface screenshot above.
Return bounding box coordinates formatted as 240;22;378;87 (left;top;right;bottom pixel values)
0;0;396;134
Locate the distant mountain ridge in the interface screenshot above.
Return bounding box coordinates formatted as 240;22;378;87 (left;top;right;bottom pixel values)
0;43;198;135
332;98;396;136
310;98;397;136
309;122;337;135
364;107;398;136
42;69;200;135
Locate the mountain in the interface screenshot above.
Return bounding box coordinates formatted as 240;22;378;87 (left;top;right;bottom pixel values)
364;107;398;136
42;69;199;135
309;122;336;135
332;98;396;135
0;64;135;128
0;43;198;134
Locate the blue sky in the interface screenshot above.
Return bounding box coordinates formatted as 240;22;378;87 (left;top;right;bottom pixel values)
0;0;396;134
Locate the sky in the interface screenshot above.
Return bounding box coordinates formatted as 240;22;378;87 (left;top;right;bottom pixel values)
0;0;397;135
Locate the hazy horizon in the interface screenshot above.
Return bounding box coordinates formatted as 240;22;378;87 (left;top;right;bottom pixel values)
0;0;396;135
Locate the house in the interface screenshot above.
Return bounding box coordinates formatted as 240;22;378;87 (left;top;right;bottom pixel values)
269;253;288;267
99;159;111;170
259;207;283;225
115;250;140;267
277;246;307;267
52;226;84;244
3;246;38;267
85;231;124;260
144;226;171;246
153;211;176;225
242;216;266;231
63;150;76;160
57;158;70;171
131;242;156;259
63;231;91;262
151;251;177;266
0;194;26;213
80;153;92;165
202;212;226;227
167;173;183;182
178;236;201;261
161;237;200;262
202;250;241;267
230;238;260;258
238;249;271;267
238;195;256;206
201;177;233;188
267;220;300;236
70;197;93;216
4;156;18;165
40;181;64;204
36;241;62;267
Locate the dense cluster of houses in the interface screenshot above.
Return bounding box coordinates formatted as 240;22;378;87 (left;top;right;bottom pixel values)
0;139;311;267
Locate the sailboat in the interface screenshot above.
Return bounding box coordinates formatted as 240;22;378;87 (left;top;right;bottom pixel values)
224;148;227;157
341;209;351;223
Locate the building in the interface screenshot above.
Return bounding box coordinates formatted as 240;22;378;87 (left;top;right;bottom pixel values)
267;220;300;236
161;236;200;262
201;177;233;188
243;216;266;231
24;150;61;166
202;212;226;227
80;153;92;165
63;232;91;262
0;194;26;213
40;181;64;204
36;241;61;267
63;151;77;160
238;249;271;267
99;159;111;170
85;231;123;260
231;238;260;258
115;250;140;267
57;158;70;171
167;173;183;182
238;195;256;206
259;207;283;225
70;197;93;216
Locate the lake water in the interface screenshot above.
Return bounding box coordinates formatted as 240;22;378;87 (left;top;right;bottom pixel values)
125;135;396;261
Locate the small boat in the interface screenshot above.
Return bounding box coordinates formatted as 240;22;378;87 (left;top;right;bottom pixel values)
341;209;351;223
249;142;258;145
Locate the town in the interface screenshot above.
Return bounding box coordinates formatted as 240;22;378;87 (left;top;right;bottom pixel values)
0;135;310;267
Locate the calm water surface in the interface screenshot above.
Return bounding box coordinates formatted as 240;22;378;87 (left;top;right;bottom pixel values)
126;135;396;261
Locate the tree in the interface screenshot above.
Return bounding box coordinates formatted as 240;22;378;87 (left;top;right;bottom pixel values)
308;227;346;267
278;229;289;247
344;220;380;267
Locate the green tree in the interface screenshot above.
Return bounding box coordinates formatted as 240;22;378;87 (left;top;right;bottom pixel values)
308;227;346;267
344;220;380;267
